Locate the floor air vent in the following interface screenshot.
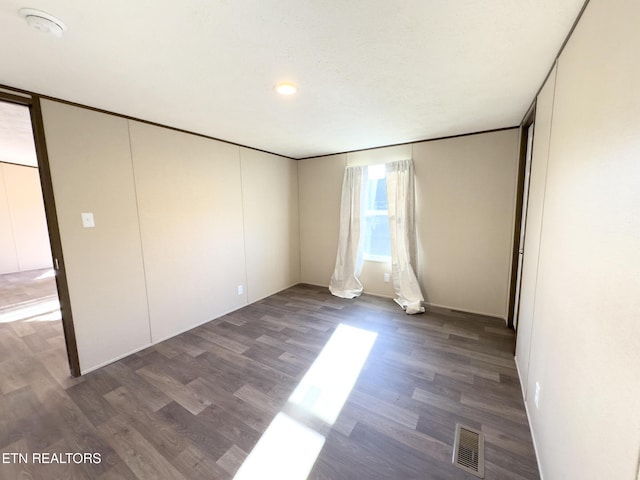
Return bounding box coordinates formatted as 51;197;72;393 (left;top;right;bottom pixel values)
452;424;485;478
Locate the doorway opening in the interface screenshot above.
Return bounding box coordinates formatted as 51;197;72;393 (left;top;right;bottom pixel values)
512;123;535;330
0;89;80;377
507;106;536;331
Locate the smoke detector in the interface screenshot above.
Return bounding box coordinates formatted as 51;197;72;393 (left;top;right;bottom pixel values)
19;8;66;37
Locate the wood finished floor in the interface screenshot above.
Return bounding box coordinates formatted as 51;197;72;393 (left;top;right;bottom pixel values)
0;270;539;479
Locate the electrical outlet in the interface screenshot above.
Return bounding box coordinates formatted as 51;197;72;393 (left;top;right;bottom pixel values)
383;273;390;283
534;382;541;408
237;285;243;296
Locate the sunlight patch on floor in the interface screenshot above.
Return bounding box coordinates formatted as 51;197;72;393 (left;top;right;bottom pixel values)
0;297;60;323
234;323;378;479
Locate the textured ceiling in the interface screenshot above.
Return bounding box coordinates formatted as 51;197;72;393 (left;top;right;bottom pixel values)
0;1;585;159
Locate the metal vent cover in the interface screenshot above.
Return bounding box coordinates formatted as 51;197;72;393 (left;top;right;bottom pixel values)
452;424;485;478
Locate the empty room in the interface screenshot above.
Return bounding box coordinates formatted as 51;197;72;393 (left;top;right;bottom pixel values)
0;0;638;479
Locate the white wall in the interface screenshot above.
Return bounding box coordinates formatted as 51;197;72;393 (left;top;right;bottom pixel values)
129;121;248;343
413;130;519;317
0;163;17;273
515;65;556;395
240;147;300;303
0;162;52;273
298;154;346;288
298;129;520;319
41;100;300;373
42;101;151;373
515;0;640;478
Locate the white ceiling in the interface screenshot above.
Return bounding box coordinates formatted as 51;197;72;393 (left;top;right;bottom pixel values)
0;1;585;159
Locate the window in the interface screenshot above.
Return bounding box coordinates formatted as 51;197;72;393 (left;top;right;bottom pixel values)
363;164;391;260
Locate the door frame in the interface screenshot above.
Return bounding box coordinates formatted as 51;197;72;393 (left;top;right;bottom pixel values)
507;104;536;330
0;87;81;377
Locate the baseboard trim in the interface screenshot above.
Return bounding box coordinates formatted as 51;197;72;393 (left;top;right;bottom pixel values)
298;281;329;288
297;283;507;321
424;301;507;322
514;355;528;399
80;282;303;375
295;282;392;298
150;303;249;345
515;355;545;480
362;290;393;300
80;302;250;375
248;281;302;304
81;342;153;375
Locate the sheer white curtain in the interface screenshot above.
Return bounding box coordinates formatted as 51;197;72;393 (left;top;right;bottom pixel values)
329;166;366;299
385;160;425;314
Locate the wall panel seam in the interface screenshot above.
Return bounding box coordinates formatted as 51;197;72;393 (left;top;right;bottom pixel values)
238;147;250;303
126;120;153;344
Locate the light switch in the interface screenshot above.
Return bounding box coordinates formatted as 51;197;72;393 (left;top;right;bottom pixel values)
81;212;95;228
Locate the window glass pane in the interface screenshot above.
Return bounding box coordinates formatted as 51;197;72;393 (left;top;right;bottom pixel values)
364;214;391;258
373;178;386;210
363;165;391;258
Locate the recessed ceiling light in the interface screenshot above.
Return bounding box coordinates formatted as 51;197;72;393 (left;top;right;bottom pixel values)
275;83;297;95
19;8;67;37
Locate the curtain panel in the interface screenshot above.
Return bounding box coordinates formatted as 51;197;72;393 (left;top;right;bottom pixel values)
385;159;425;314
328;166;366;299
329;160;425;314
